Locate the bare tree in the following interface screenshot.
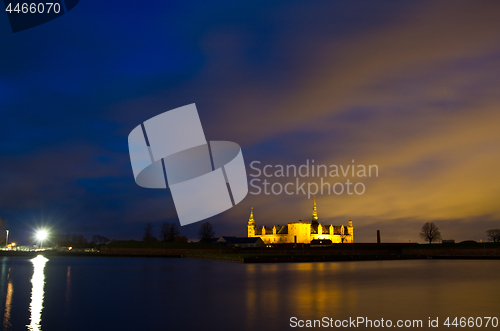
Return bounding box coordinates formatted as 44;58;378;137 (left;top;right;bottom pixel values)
160;222;169;242
70;234;87;245
160;222;180;242
143;222;156;242
168;223;179;242
198;222;215;242
92;235;110;245
486;229;500;243
92;235;101;245
419;222;442;244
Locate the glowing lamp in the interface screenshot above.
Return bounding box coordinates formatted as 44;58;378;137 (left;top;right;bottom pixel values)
36;230;48;241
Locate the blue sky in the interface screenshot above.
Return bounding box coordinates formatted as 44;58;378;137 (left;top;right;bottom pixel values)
1;0;500;243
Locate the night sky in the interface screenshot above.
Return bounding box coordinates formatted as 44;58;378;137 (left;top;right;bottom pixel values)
1;1;500;244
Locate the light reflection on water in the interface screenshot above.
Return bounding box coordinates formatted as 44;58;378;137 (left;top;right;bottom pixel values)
2;268;13;330
65;266;71;308
240;260;500;330
27;255;48;331
0;257;498;331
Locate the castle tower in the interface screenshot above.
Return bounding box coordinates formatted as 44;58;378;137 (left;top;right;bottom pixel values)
348;218;353;243
312;196;319;225
248;207;256;237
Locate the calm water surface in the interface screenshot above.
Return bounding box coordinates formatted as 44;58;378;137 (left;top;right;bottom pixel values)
0;256;499;330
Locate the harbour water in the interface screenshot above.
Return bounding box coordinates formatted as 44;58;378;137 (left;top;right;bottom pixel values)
0;256;499;330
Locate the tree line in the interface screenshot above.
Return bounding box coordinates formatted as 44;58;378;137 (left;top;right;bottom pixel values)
52;233;111;248
419;222;500;243
142;221;187;243
142;221;215;243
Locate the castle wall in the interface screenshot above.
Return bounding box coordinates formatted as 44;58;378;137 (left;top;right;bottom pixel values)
252;228;353;245
287;223;312;244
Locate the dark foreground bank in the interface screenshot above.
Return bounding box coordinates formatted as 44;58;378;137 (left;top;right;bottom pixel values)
4;241;498;262
100;241;500;262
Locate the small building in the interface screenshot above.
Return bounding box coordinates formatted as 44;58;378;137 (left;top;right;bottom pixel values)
217;236;266;248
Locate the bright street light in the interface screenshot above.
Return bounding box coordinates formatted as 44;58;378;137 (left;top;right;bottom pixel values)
36;230;49;249
36;230;48;241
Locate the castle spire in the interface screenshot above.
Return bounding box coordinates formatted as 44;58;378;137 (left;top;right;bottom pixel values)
247;207;256;237
249;207;255;224
312;196;318;224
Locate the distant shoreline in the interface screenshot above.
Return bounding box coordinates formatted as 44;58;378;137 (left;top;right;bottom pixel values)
184;253;500;263
3;242;498;263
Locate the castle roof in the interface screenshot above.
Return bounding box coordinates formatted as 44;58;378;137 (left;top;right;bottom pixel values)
288;220;310;224
277;225;288;234
311;223;344;234
257;226;274;235
311;223;318;234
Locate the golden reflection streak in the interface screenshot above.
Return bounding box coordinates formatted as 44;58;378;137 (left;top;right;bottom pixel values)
27;255;48;331
3;268;13;330
245;262;360;325
245;264;281;329
260;264;279;315
291;263;350;316
245;265;256;330
65;266;71;308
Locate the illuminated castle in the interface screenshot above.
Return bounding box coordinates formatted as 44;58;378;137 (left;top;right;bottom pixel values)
247;197;353;244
